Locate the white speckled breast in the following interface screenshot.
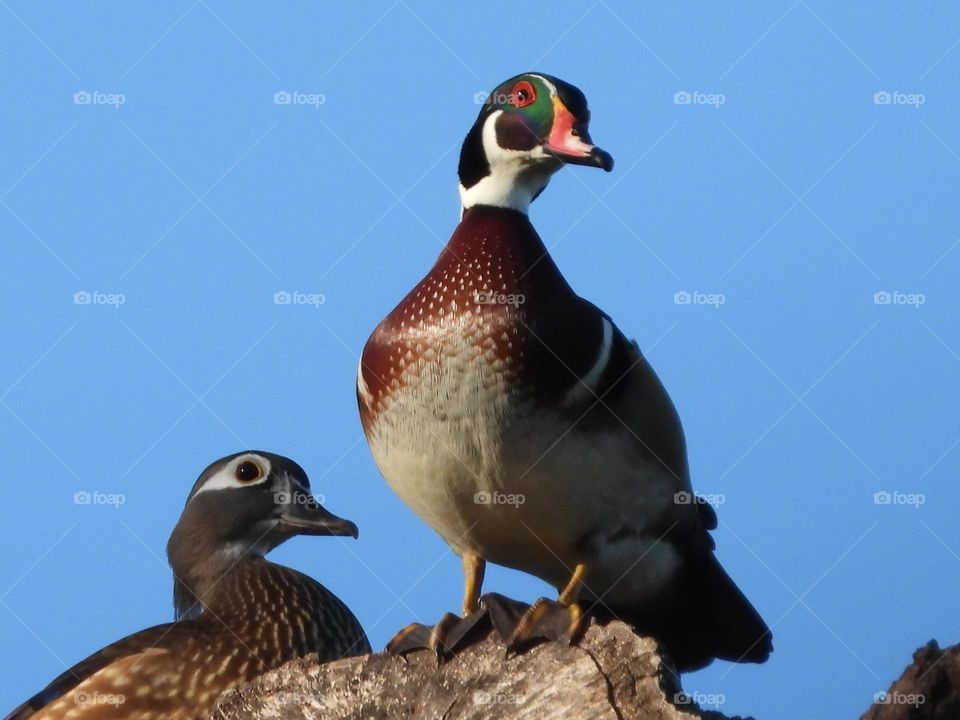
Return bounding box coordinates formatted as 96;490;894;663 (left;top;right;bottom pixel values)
359;207;684;602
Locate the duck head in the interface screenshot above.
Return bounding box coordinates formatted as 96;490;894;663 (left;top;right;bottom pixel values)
458;72;613;214
166;451;358;618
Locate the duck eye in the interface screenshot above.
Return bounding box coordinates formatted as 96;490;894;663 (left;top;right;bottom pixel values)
235;461;263;483
511;81;536;108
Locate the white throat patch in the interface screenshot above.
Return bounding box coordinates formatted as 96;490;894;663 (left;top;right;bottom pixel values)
458;111;555;215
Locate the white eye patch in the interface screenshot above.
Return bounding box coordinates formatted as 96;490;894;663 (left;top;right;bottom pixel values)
190;453;273;499
458;111;555;214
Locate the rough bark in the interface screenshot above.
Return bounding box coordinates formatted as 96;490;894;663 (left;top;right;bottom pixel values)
210;620;744;719
212;622;960;719
861;640;960;720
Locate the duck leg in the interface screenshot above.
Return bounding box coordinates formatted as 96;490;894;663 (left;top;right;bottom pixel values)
460;552;485;615
507;562;587;651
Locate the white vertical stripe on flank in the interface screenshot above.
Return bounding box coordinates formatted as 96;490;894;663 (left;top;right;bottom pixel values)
564;317;613;405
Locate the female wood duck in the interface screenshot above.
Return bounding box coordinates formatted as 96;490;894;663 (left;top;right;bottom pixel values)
5;452;370;720
358;72;772;671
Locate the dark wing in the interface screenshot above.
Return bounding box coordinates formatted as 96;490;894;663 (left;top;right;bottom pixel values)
569;308;693;490
586;317;771;670
4;622;197;719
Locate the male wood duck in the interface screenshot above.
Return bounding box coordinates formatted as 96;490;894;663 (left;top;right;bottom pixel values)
358;72;772;671
5;452;370;720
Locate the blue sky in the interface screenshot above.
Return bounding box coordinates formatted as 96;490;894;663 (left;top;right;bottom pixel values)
1;2;958;718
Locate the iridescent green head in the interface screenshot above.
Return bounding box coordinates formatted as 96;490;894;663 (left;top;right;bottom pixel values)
458;72;613;213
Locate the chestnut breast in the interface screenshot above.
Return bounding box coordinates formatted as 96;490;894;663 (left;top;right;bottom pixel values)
359;205;606;432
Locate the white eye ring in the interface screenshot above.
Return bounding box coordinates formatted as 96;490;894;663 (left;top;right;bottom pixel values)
192;454;273;499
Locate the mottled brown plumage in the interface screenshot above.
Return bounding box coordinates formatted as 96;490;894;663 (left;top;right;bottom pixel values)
6;452;369;720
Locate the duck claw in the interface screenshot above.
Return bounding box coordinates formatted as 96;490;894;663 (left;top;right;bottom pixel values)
479;592;532;643
387;593;582;660
386;608;491;660
507;597;585;653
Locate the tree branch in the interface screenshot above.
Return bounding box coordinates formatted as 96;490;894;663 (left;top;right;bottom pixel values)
211;621;748;720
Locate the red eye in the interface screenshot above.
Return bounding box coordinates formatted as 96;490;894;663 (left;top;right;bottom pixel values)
511;81;536;108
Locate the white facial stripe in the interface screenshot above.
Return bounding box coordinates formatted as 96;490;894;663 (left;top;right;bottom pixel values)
482;111;528;163
564;317;613;405
528;74;557;97
191;453;273;499
458;111;553;214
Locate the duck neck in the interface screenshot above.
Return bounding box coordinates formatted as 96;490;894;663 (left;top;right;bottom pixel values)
458;165;551;215
168;527;270;620
443;205;569;291
457;112;554;215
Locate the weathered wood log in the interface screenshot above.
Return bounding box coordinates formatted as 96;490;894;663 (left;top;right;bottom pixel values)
210;620;744;719
861;640;960;720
